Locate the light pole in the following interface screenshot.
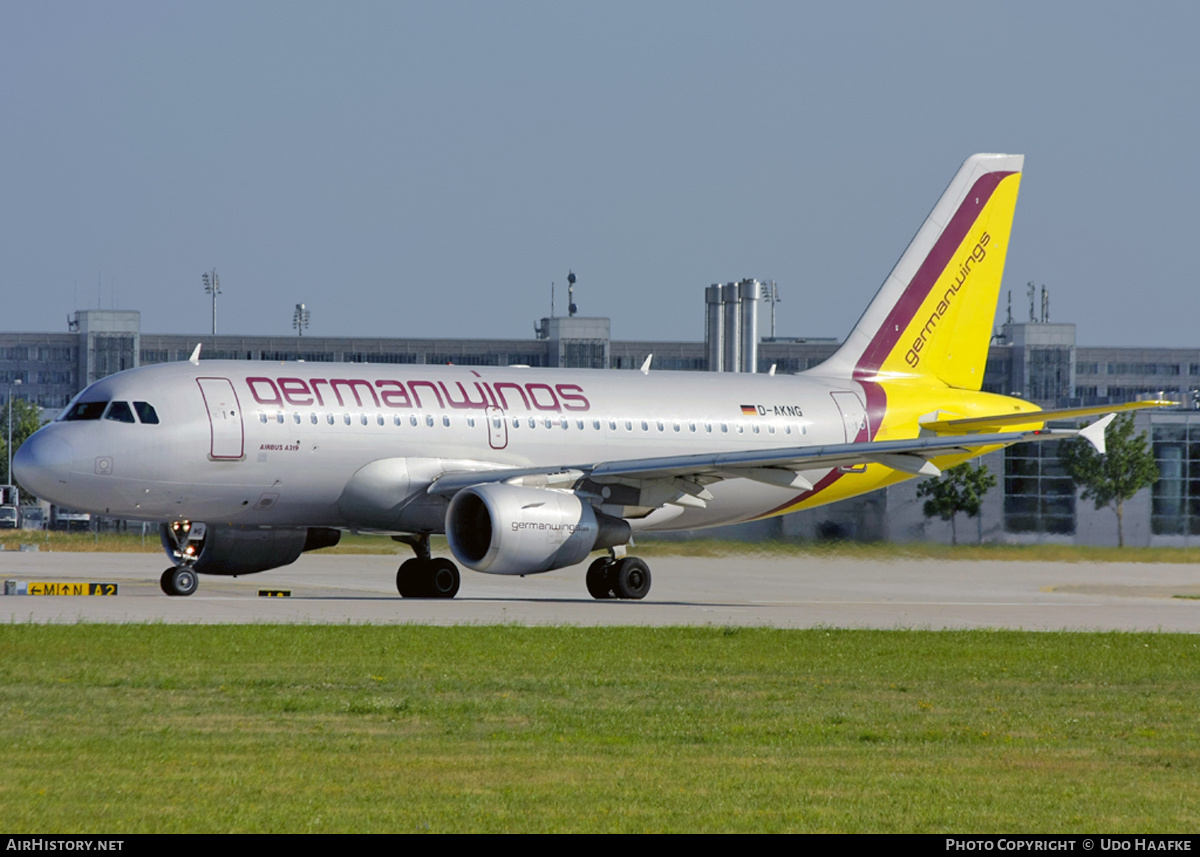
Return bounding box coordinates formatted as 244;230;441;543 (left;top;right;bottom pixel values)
202;269;221;335
760;280;781;340
293;303;310;344
7;378;22;488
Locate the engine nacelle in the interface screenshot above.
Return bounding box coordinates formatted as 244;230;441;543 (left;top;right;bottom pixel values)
160;523;341;576
446;483;630;575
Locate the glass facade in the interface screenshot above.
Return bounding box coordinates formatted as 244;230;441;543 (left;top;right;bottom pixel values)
91;335;136;379
1026;347;1072;401
1151;420;1200;535
1004;439;1076;534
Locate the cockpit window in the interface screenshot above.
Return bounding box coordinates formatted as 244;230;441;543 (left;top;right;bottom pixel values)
63;401;108;421
133;402;159;424
104;401;136;424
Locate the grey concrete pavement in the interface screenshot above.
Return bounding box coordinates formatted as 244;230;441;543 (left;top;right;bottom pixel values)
2;550;1199;630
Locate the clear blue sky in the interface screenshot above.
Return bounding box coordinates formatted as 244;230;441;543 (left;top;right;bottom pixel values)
3;1;1198;347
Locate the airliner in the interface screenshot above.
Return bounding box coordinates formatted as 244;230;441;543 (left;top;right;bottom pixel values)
14;154;1158;600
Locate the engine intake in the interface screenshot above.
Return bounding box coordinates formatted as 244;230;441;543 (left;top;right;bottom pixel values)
446;483;630;575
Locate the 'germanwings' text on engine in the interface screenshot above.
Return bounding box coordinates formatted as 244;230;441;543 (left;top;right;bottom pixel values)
14;154;1162;599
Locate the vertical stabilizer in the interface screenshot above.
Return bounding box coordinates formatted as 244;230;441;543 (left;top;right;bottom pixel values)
816;154;1023;390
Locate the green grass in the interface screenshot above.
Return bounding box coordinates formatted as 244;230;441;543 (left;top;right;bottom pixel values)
8;529;1200;564
1;626;1197;832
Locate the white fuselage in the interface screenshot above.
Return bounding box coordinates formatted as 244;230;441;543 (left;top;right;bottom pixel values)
18;360;866;533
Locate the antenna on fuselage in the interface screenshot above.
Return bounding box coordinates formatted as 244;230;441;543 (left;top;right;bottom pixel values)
188;343;202;365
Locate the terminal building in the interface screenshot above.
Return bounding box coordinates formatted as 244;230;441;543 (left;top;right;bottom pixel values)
4;283;1199;547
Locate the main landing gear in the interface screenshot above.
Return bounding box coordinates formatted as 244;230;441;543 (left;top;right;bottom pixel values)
586;555;652;600
394;535;461;599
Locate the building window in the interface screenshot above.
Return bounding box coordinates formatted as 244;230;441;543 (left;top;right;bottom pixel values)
1004;439;1076;534
1027;347;1072;402
1151;422;1200;535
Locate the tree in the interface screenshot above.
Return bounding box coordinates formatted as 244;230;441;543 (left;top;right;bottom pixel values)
916;461;997;545
1059;413;1158;547
0;396;45;493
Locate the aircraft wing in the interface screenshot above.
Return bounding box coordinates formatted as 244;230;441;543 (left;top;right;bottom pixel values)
428;419;1112;502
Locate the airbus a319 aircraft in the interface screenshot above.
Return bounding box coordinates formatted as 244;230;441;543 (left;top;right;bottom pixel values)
15;154;1157;600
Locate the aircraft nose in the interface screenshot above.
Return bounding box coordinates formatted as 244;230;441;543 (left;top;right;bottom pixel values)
13;429;74;498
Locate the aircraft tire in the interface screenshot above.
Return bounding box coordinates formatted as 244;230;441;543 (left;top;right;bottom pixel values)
612;557;651;600
161;566;198;597
427;558;460;599
586;557;616;599
396;558;426;597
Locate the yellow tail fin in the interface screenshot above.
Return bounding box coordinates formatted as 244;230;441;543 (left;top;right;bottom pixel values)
817;154;1023;390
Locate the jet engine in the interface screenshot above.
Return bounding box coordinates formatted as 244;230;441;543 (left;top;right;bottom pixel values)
445;483;630;575
160;523;341;576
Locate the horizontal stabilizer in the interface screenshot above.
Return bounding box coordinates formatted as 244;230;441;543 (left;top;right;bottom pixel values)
920;400;1176;435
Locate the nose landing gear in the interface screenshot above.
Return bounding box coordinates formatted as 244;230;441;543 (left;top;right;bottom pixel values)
160;566;199;597
159;520;206;597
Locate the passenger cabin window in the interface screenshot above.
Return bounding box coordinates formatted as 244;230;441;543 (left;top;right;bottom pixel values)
64;401;107;421
104;401;136;424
